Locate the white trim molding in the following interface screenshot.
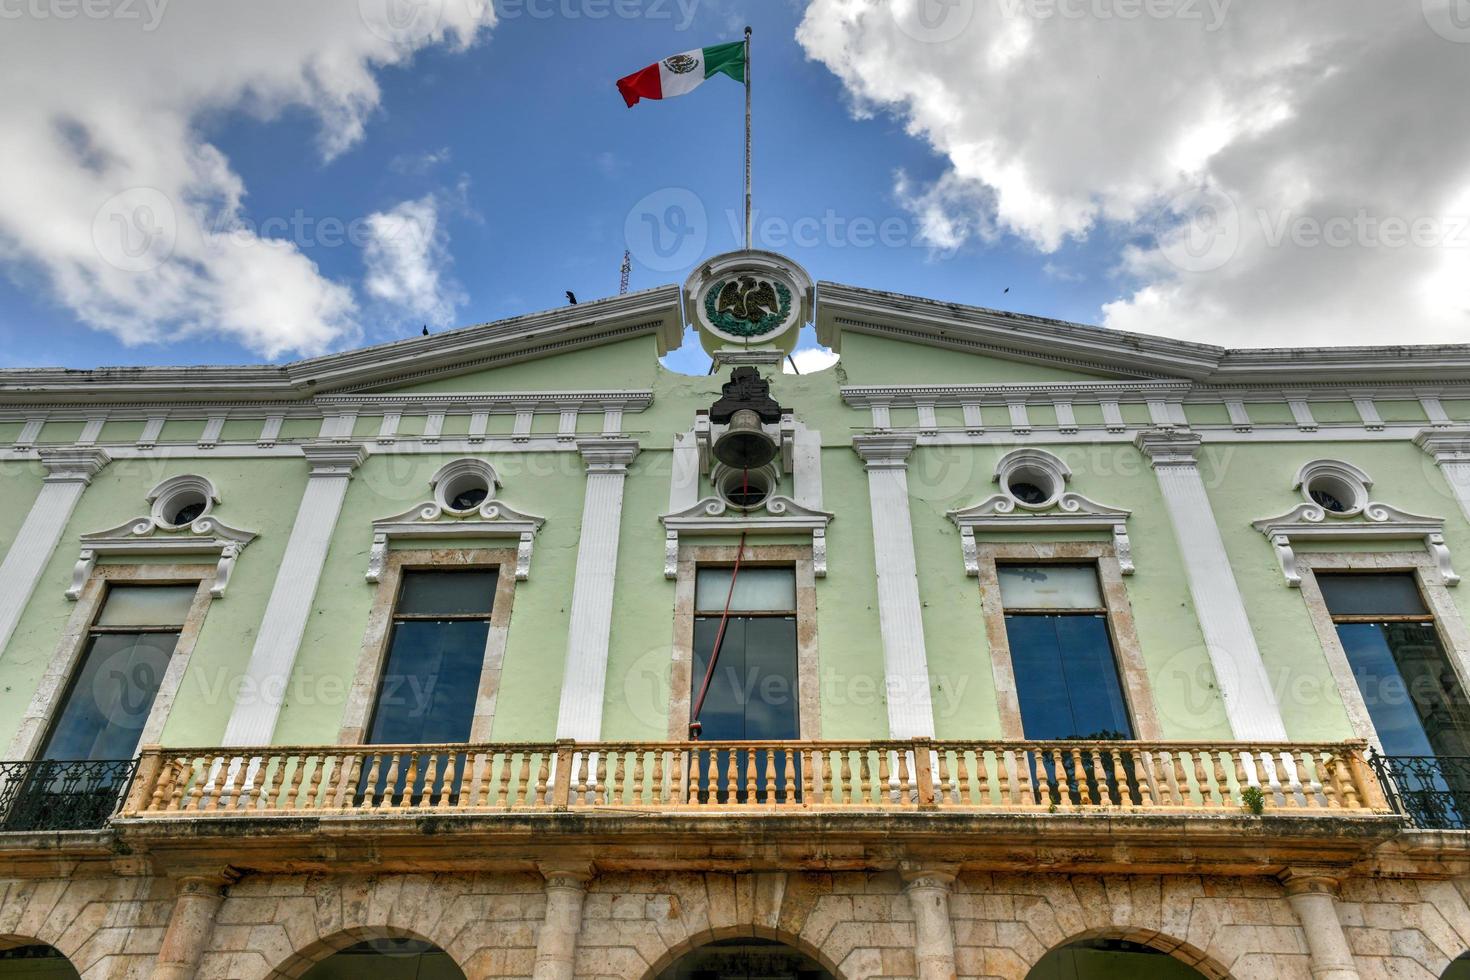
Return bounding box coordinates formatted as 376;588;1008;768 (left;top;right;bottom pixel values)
0;447;110;657
852;432;935;739
553;437;640;741
1416;426;1470;529
1253;502;1459;589
366;458;546;583
68;474;257;600
1134;428;1288;742
1293;459;1373;516
659;496;833;579
221;442;365;747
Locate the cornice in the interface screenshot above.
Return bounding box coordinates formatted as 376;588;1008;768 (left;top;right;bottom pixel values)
300;442;367;475
1415;426;1470;463
842;381;1192;407
313;390;653;411
1133;428;1203;467
37;447;111;483
852;433;918;468
575;437;640;471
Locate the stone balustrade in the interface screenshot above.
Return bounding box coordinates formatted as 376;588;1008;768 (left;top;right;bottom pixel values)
119;738;1389;818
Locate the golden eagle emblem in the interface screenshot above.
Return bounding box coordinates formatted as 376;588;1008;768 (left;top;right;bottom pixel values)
663;53;699;75
715;275;780;324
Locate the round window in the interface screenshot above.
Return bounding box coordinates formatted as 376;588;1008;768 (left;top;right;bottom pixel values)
717;466;775;511
440;472;491;514
1003;464;1061;508
450;485;488;511
159;488;210;528
1306;473;1361;514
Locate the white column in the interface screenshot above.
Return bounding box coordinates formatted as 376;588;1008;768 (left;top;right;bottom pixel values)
0;448;110;657
1281;870;1360;980
221;443;365;746
1135;429;1287;740
554;438;639;741
901;865;959;980
532;864;593;980
1416;427;1470;527
853;434;935;739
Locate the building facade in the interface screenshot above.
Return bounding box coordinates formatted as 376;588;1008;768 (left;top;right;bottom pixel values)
1;250;1469;979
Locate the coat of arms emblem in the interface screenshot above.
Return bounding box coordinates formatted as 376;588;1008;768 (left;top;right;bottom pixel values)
663;53;699;74
703;275;792;338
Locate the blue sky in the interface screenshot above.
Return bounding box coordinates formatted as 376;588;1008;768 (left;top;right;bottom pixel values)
2;2;1465;371
0;2;1126;373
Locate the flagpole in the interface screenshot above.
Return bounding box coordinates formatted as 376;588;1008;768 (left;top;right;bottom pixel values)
743;25;752;251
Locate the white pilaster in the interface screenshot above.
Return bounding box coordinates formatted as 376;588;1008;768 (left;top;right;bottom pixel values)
554;438;639;741
853;433;935;739
1416;427;1470;528
0;448;110;657
221;443;365;746
1135;429;1287;740
1281;871;1360;980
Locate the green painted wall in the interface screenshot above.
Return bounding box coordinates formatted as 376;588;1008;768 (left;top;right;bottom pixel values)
386;336;659;394
0;460;45;566
835;332;1116;385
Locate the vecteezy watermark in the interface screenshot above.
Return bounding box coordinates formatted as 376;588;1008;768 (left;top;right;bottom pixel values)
724;209;929;252
1154;184;1241;273
891;0;975;43
0;0;168;30
494;0;700;29
998;0;1232;31
1258;209;1470;250
205;208;430;251
92;187;178;273
358;0;449;47
624;187;708;273
1423;0;1470;42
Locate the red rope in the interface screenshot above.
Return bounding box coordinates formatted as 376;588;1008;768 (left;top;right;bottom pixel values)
689;468;752;740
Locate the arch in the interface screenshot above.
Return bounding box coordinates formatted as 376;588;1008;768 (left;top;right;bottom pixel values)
642;928;844;980
0;937;80;979
1444;951;1470;978
1027;929;1232;980
265;927;465;980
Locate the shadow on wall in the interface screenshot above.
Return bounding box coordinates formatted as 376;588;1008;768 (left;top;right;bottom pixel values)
1026;940;1209;979
0;944;79;979
298;939;465;980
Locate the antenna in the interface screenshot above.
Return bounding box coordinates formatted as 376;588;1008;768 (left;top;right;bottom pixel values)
618;249;631;295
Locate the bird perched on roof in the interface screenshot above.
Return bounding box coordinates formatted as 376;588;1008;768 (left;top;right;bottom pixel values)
421;325;429;336
566;291;577;305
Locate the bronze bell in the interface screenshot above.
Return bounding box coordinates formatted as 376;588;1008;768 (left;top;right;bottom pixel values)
712;409;779;469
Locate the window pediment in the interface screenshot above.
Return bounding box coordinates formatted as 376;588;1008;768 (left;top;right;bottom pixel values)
659;496;833;579
1253;500;1458;588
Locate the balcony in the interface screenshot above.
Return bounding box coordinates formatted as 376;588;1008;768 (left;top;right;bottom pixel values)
0;759;137;832
1369;753;1470;830
121;738;1387;817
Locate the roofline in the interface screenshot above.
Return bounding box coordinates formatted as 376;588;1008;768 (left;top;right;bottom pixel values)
0;285;683;406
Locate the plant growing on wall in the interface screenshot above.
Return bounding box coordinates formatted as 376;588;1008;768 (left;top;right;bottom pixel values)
1241;785;1266;815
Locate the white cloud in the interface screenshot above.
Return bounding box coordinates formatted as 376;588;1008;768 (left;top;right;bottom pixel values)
784;346;840;374
798;1;1470;347
362;193;465;327
0;1;493;358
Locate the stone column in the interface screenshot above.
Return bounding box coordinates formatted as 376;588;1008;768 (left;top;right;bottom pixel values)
221;443;365;745
853;434;935;738
1416;427;1470;526
0;448;109;656
533;864;593;980
1134;429;1288;740
153;870;238;980
554;438;639;741
902;865;958;980
1281;870;1359;980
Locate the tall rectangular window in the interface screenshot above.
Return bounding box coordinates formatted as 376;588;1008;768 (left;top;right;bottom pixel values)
1001;564;1134;741
40;584;195;761
690;566;798;801
366;569;497;746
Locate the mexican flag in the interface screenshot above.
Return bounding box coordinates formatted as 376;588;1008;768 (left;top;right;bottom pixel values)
617;41;746;108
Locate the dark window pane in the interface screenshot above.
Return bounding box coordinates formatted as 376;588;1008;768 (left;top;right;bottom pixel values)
40;632;176;760
1007;614;1134;740
367;619;488;744
691;616;799;740
95;585;195;627
1319;573;1427;617
396;570;498;617
1340;621;1470;759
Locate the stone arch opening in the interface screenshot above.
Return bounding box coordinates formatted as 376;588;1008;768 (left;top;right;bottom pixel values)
645;930;841;980
1444;952;1470;978
1027;930;1230;980
0;938;80;979
266;928;465;980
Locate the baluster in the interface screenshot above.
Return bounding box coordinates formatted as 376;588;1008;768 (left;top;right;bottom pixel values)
996;749;1011;805
763;748;777;805
783;748;797;805
1071;748;1091;806
1108;749;1128;807
1187;751;1209;808
687;749;700;806
419;754;440;807
935;749;952;807
461;752;483;809
401;752;423;808
1280;751;1304;808
745;746;759;805
377;753;400;809
1233;751;1251;806
1170;751;1189;807
1208;751;1229;808
722;748;737;805
533;752;550;807
650;749;664;807
154;759;179;812
802;747;816;805
188;758;213;812
1017;748;1035;806
821;749;836;805
857;749;872;806
672;750;687;806
1148;752;1173;806
493;752;512;808
168;758;192;812
1126;749;1150;807
877;749;891;806
1087;748;1108;806
960;749;978;807
1335;750;1362;810
1315;751;1339;810
1047;748;1068;807
626;748;641;806
361;754;384;809
1248;751;1274;807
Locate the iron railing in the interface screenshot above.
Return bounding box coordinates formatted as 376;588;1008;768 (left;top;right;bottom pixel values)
0;759;138;831
1369;752;1470;830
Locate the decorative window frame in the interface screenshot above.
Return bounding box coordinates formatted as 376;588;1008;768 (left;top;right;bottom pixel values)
972;542;1159;741
945;449;1134;576
6;563;216;761
339;547;520;744
659;496;834;580
1252;461;1458;588
67;474;257;600
366;458;546;583
666;542;822;740
1293;551;1470;751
